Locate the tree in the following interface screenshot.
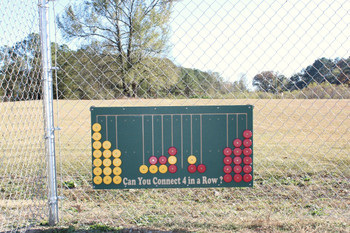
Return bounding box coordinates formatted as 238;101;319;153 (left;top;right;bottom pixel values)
130;57;179;97
333;57;350;86
232;74;249;92
175;68;226;98
252;71;286;93
54;42;122;99
286;57;350;91
302;57;335;85
0;33;42;101
286;72;305;91
52;40;180;99
57;0;174;97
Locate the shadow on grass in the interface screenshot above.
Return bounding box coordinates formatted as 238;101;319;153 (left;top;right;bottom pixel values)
26;225;193;233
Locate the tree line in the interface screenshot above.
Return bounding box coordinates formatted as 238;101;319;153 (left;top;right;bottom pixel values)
1;33;349;101
52;41;232;99
253;57;350;94
0;33;236;100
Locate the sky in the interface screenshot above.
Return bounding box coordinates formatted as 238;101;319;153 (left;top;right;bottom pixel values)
0;0;39;45
1;0;349;86
169;0;350;83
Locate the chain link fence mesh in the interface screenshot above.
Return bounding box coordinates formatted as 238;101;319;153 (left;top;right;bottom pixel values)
1;0;350;232
52;0;349;231
0;0;48;232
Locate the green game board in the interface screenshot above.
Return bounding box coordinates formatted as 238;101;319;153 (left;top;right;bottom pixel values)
91;105;253;189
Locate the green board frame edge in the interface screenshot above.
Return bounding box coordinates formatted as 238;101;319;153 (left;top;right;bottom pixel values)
91;105;253;189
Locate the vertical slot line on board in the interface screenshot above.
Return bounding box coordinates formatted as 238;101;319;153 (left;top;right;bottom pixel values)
190;114;193;155
171;115;173;146
152;115;154;156
181;115;183;169
142;115;145;164
200;114;203;164
161;115;164;155
115;116;118;148
236;114;239;138
226;113;229;147
105;116;108;140
246;113;248;129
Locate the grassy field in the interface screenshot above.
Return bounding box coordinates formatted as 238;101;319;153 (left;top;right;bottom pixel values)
1;99;349;232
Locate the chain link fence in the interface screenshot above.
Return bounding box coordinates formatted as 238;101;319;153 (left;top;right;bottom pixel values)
0;0;48;232
1;0;350;232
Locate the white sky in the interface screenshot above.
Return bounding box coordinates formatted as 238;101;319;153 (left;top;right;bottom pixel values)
170;0;350;83
1;0;349;85
0;0;39;45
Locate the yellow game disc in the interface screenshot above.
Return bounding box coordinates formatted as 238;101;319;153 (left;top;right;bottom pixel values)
93;167;102;176
168;156;177;165
113;158;122;167
103;150;112;158
113;176;122;184
139;165;148;174
187;155;197;164
103;159;112;167
93;141;102;150
149;165;158;174
103;176;112;185
159;165;168;174
112;149;122;158
92;123;102;132
113;167;122;176
92;132;102;141
93;150;102;158
102;141;112;150
93;176;102;185
103;167;112;176
93;159;102;167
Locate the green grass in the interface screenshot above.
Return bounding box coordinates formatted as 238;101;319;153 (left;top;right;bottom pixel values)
1;99;349;232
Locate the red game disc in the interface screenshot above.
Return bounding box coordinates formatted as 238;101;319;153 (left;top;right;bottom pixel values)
168;147;177;156
223;174;232;183
243;148;252;156
243;165;252;174
233;165;242;174
158;155;167;165
243;157;252;165
233;156;242;165
234;174;242;182
188;164;197;173
223;165;232;174
168;164;177;173
149;156;158;165
233;139;242;147
197;164;206;173
223;147;232;156
243;139;252;147
233;148;242;156
223;157;232;165
243;129;253;139
243;174;252;182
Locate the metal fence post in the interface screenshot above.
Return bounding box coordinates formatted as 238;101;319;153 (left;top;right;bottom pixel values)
39;0;59;225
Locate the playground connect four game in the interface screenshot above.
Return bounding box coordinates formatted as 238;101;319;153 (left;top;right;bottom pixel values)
91;105;253;189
